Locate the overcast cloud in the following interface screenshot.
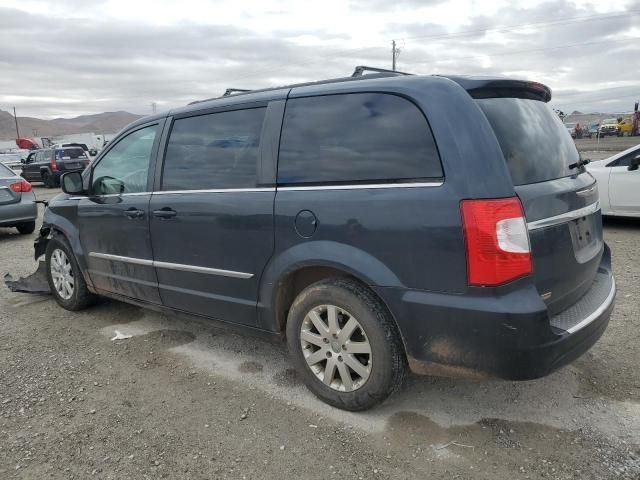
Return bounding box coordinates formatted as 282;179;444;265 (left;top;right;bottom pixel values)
0;0;638;118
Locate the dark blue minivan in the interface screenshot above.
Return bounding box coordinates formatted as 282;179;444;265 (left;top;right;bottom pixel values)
35;67;615;410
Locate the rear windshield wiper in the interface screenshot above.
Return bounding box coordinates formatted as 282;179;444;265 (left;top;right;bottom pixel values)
569;158;590;170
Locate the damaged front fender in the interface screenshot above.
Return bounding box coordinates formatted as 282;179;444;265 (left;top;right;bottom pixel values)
34;226;51;260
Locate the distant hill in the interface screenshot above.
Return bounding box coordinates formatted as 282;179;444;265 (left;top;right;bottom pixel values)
563;112;629;125
0;110;143;141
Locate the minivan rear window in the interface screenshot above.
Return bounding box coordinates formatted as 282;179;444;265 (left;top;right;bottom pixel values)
476;98;579;186
278;93;442;185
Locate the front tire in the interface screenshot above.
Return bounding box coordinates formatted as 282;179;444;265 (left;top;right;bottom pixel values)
45;236;95;311
286;278;406;411
16;221;36;235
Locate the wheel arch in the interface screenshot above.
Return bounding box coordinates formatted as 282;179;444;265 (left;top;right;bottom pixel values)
257;241;406;346
39;209;94;289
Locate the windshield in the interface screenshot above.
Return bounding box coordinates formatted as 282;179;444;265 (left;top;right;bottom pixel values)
476;98;579;186
603;118;617;124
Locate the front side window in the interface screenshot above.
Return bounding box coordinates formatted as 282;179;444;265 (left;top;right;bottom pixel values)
277;93;442;185
92;125;158;195
162;108;266;191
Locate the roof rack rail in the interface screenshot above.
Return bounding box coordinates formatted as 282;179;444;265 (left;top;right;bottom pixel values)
223;88;253;97
351;65;411;77
187;66;412;106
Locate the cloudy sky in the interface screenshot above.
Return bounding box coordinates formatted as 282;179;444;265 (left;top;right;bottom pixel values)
0;0;638;118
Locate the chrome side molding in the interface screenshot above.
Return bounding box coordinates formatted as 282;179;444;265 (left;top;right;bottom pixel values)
89;252;253;279
277;181;443;191
89;252;153;266
527;200;600;231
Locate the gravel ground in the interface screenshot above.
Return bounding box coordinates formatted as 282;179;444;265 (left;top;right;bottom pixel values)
575;136;640;153
0;186;638;480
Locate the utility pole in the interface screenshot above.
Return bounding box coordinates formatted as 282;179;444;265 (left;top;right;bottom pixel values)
392;40;397;71
13;106;20;138
151;102;157;115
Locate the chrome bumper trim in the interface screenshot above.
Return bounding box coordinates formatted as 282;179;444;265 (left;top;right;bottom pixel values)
527;200;600;231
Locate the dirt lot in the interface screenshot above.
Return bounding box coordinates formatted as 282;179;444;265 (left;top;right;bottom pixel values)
1;185;639;480
575;136;640;161
575;135;639;152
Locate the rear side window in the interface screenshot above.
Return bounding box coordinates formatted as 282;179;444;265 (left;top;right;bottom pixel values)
278;93;442;185
476;98;579;185
162;108;266;191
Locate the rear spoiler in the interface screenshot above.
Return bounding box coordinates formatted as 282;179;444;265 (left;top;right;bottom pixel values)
439;76;552;103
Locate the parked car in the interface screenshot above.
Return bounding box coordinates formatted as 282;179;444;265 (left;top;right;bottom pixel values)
617;118;633;136
0;153;24;170
587;144;640;217
34;69;615;410
21;147;90;188
0;162;37;234
586;123;600;138
564;122;577;138
599;118;620;137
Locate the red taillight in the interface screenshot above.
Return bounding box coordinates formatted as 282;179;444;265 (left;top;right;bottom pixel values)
50;158;58;172
9;181;33;193
460;197;532;286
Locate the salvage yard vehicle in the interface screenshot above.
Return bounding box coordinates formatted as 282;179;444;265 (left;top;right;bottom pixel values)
599;118;621;137
34;67;616;411
0;152;24;170
587;144;640;217
617;118;633;136
0;162;37;234
21;147;90;188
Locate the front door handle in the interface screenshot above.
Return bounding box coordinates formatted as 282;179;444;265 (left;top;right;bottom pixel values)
153;207;177;219
124;207;145;219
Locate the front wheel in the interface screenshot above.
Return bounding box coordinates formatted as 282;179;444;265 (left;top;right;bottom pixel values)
45;236;95;310
286;278;406;411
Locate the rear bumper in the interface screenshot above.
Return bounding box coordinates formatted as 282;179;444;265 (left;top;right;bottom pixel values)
0;195;37;227
375;244;615;380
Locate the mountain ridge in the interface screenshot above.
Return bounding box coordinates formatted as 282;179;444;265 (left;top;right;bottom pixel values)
0;110;144;141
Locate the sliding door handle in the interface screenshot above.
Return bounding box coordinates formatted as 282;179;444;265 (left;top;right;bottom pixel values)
153;207;177;219
124;208;145;219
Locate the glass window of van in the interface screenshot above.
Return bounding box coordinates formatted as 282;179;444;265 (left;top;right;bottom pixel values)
278;93;442;185
162;108;266;190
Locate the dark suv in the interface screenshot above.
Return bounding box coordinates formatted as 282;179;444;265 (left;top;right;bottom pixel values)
22;147;90;187
34;67;615;410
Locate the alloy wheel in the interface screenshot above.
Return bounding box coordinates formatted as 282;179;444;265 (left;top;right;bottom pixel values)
300;304;372;392
50;248;74;300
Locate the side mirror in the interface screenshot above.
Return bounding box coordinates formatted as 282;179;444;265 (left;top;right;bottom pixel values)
629;155;640;172
21;158;26;164
61;171;85;195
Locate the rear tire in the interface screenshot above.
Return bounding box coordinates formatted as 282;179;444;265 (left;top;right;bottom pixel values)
16;221;36;235
42;171;53;188
286;278;406;411
45;236;95;311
